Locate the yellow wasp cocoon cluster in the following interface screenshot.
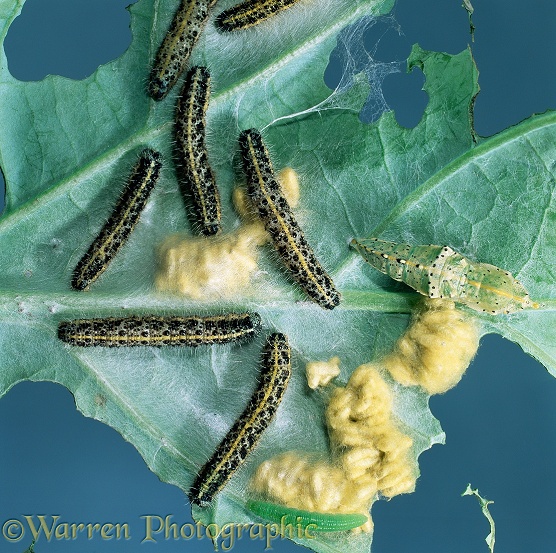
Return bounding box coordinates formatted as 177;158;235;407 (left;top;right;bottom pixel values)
251;363;417;533
383;299;480;394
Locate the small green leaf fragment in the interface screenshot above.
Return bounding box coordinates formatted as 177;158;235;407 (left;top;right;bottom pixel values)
462;0;474;14
462;483;495;553
461;0;475;41
22;541;35;553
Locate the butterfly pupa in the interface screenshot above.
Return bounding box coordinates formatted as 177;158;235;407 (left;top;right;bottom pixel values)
247;500;368;533
351;238;538;315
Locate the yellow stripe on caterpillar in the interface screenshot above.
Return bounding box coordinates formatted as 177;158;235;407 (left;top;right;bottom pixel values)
148;0;216;100
175;66;221;235
71;149;162;291
239;129;340;309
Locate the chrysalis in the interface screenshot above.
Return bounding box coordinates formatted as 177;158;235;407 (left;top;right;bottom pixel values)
351;238;538;314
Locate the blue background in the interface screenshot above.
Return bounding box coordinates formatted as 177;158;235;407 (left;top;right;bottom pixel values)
0;1;555;552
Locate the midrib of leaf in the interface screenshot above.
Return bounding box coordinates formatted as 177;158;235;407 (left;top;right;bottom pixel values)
0;290;255;312
0;289;421;317
338;290;417;312
371;110;556;237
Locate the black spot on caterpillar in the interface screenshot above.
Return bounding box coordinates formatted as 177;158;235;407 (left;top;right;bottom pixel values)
190;332;291;506
238;129;340;310
215;0;302;32
148;0;217;100
58;312;261;347
71;149;162;291
351;238;539;315
175;66;221;235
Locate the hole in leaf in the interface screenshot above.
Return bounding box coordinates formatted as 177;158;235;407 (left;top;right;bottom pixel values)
4;0;133;81
363;16;408;62
324;14;426;127
391;0;556;136
382;68;427;129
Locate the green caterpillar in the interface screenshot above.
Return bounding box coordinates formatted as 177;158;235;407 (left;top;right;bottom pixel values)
351;238;538;315
247;500;368;533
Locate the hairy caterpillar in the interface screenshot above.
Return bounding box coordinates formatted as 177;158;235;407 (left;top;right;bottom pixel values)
58;312;261;347
175;66;221;235
190;333;291;506
148;0;216;100
247;500;368;533
215;0;303;32
351;238;538;314
239;129;340;310
71;149;162;291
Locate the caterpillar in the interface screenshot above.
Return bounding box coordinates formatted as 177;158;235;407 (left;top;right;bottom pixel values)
58;312;261;347
239;129;340;310
215;0;302;32
71;149;162;291
175;66;221;235
190;332;291;506
148;0;217;100
351;238;538;315
246;500;368;533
